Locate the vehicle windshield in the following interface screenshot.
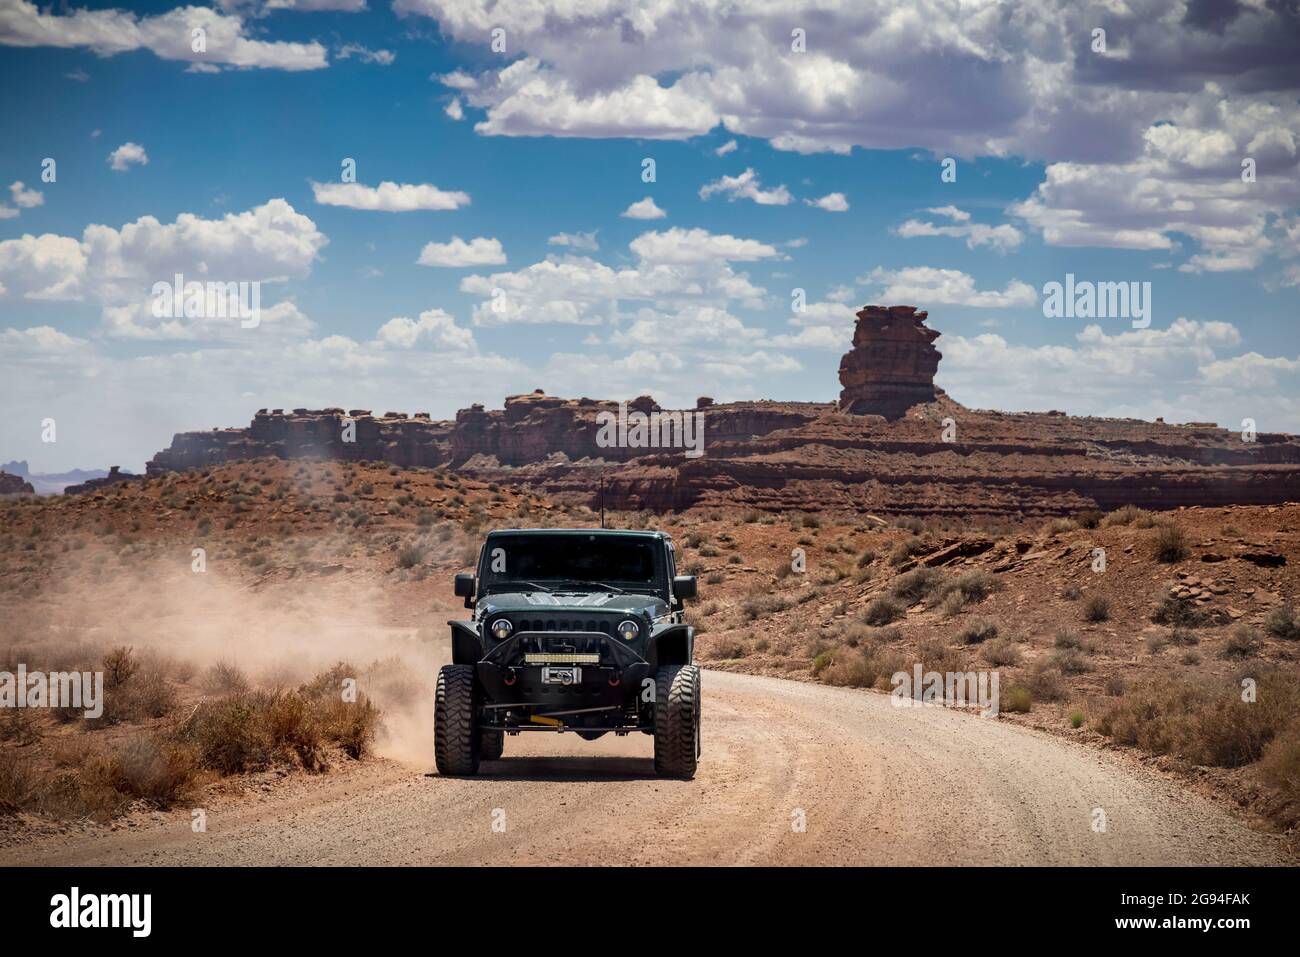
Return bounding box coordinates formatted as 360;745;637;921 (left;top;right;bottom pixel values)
480;534;660;592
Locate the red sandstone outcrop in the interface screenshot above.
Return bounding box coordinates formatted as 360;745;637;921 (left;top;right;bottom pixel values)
63;466;140;496
136;304;1300;517
147;393;828;475
147;408;454;474
0;471;34;495
838;304;943;418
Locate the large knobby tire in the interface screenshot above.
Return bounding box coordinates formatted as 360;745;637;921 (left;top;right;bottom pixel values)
435;665;480;776
653;664;701;779
480;729;504;761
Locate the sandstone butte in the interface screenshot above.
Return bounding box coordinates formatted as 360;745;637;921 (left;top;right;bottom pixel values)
78;304;1300;518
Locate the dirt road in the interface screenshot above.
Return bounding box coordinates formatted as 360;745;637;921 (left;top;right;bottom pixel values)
5;671;1288;866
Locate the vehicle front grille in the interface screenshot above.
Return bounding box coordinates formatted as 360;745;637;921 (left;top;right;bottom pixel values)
513;617;614;636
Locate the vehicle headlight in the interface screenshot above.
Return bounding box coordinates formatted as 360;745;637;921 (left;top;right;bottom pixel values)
617;619;640;641
491;618;513;640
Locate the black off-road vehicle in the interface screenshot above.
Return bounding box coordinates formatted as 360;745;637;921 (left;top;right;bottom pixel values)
435;528;701;779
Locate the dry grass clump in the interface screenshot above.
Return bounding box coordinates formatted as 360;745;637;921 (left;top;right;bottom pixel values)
741;592;791;621
1153;525;1189;563
862;596;905;626
818;644;908;691
1259;721;1300;826
889;567;943;603
888;537;932;567
1101;505;1167;529
203;660;251;696
936;570;1001;616
1098;671;1300;769
1265;605;1300;642
1;661;380;822
955;618;999;645
1218;624;1262;660
1019;663;1066;702
1151;593;1207;627
982;637;1021;667
1081;594;1110;622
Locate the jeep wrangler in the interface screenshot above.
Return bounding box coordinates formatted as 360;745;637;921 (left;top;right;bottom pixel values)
435;528;701;779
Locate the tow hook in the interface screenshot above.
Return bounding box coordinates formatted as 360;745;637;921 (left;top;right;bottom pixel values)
504;668;517;686
608;674;621;687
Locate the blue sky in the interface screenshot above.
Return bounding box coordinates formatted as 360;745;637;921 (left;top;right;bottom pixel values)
1;0;1298;471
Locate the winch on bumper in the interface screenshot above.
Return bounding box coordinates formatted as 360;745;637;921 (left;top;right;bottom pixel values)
476;629;651;712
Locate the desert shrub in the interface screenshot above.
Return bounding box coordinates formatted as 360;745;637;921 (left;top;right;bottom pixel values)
1145;632;1170;655
101;645;139;689
1061;585;1082;601
1098;672;1300;768
103;663;176;724
1044;517;1077;535
1154;525;1188;563
0;751;36;814
1259;720;1300;825
741;593;791;621
890;567;943;602
1100;504;1149;527
396;544;425;569
1002;686;1032;713
956;618;999;645
711;638;747;660
85;737;199;810
937;590;966;618
1053;627;1085;650
1151;594;1206;627
204;660;251;696
1265;605;1300;642
1022;664;1066;701
820;645;907;690
1169;627;1200;646
1104;673;1126;696
888;538;931;567
1070;711;1085;728
1051;648;1094;674
857;548;878;568
983;638;1021;667
1082;594;1110;622
943;570;1000;604
1074;510;1103;529
862;597;905;626
1219;625;1262;660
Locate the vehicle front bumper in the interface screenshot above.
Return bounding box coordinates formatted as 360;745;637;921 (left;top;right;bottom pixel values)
476;630;650;711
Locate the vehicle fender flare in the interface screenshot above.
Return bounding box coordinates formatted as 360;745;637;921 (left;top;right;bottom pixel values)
449;619;483;665
648;623;694;669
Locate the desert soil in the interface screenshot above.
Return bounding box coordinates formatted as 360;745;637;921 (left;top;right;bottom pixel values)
3;670;1288;867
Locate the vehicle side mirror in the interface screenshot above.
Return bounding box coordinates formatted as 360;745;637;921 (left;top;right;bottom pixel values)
454;573;476;604
673;575;697;601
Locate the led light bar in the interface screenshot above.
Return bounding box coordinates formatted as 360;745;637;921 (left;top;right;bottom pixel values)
524;653;601;664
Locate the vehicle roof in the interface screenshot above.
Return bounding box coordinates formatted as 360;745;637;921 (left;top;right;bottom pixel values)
484;527;669;540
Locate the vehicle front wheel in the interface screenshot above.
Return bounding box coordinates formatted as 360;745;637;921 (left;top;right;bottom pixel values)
435;665;480;775
653;664;701;779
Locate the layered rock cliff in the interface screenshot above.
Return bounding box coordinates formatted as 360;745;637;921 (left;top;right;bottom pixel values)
131;305;1300;517
0;471;34;495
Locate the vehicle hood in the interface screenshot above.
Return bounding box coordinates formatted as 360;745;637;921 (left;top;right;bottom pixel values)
478;591;669;619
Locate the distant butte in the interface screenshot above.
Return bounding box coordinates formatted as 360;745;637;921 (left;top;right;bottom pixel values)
133;305;1300;517
838;305;944;419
